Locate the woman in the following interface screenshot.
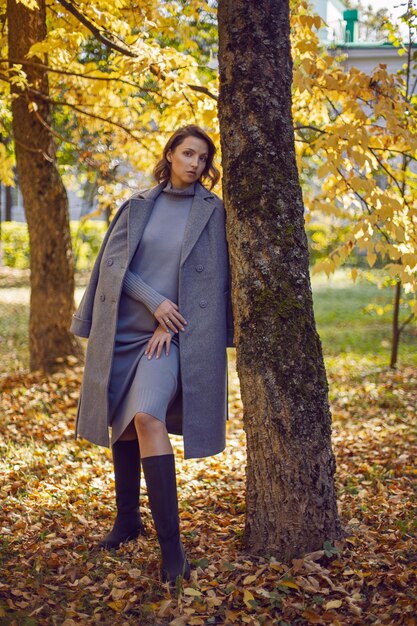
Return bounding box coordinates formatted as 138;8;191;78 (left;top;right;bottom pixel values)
70;124;234;584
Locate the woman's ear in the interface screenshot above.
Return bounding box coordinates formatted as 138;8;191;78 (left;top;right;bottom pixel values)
166;149;172;163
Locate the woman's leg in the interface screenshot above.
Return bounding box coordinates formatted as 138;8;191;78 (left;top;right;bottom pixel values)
117;418;137;441
135;413;190;583
134;412;173;457
99;419;146;549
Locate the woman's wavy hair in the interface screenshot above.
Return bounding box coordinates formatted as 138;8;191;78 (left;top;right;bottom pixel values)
153;125;220;190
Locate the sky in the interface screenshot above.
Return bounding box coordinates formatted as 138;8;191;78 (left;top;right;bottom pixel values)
368;0;405;16
364;0;408;28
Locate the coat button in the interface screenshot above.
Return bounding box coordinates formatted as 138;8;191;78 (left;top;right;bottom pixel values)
100;294;105;302
199;299;208;308
106;258;114;266
195;264;204;272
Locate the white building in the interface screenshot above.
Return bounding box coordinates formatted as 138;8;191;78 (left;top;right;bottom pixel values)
311;0;417;79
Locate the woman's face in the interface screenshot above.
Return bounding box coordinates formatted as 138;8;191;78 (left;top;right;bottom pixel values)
167;136;209;189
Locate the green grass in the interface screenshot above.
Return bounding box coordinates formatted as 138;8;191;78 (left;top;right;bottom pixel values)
0;267;415;374
0;285;30;372
313;268;417;368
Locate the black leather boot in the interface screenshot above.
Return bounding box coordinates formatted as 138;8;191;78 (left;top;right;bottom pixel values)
99;439;146;549
141;453;191;583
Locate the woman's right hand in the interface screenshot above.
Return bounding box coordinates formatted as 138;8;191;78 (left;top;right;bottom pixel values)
154;299;187;334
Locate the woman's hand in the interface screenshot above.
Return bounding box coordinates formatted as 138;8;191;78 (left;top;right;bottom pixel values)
145;325;173;359
154;299;187;334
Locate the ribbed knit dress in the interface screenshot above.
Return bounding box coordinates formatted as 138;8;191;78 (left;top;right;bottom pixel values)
108;180;196;444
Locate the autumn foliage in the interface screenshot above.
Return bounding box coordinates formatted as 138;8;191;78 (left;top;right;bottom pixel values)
1;356;416;624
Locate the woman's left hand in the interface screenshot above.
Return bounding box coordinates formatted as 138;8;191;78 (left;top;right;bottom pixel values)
145;325;173;360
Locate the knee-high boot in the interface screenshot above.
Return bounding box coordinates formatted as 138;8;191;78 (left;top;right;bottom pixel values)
99;439;146;549
141;453;191;583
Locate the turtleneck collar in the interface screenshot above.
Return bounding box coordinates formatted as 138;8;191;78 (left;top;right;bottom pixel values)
162;180;197;197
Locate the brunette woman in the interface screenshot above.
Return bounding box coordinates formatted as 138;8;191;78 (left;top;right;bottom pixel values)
71;125;234;584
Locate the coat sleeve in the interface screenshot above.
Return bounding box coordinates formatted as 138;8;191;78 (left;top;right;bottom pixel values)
122;269;167;314
70;199;129;338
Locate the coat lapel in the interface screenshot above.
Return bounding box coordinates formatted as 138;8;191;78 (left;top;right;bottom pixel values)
127;180;217;267
180;182;216;267
127;182;165;264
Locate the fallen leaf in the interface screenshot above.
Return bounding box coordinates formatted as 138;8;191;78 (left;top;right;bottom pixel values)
325;599;343;609
183;587;202;597
243;588;255;608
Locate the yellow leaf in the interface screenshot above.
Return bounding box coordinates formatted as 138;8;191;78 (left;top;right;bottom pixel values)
313;14;322;29
279;580;300;589
298;14;314;28
183;587;202;597
243;574;257;585
16;0;39;8
325;599;343;609
157;599;172;617
243;589;255;608
107;600;125;612
0;144;16;187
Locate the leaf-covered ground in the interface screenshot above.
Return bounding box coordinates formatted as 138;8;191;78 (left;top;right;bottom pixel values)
1;354;416;625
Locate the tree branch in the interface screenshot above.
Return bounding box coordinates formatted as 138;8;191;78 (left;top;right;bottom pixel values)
0;57;161;95
56;0;137;58
27;86;160;158
398;311;415;335
371;146;417;163
295;124;326;134
187;83;218;101
335;164;393;246
368;146;414;216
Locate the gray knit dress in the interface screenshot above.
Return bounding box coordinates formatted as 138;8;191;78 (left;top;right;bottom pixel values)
108;180;196;443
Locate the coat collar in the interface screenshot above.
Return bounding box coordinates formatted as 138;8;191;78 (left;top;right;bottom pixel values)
127;181;218;267
134;180;215;201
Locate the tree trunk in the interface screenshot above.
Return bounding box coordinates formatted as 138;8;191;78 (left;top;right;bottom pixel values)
8;0;81;371
390;280;401;369
0;184;2;266
218;0;344;561
5;186;13;221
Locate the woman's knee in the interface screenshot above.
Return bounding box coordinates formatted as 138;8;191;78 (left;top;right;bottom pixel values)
134;412;165;436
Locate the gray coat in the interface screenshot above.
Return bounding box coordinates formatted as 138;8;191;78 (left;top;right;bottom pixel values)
70;181;235;459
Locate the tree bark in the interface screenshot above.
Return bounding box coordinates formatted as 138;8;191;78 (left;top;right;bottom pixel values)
8;0;81;371
390;280;401;368
5;186;13;221
218;0;344;561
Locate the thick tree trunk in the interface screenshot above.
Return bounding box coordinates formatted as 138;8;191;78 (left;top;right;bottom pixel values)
218;0;344;561
8;0;81;371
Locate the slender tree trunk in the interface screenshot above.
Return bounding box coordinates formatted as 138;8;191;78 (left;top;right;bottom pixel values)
8;0;81;371
390;280;401;368
0;183;2;266
218;0;344;561
5;186;12;221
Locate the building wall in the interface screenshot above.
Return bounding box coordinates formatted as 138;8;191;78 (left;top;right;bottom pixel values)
335;44;416;81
